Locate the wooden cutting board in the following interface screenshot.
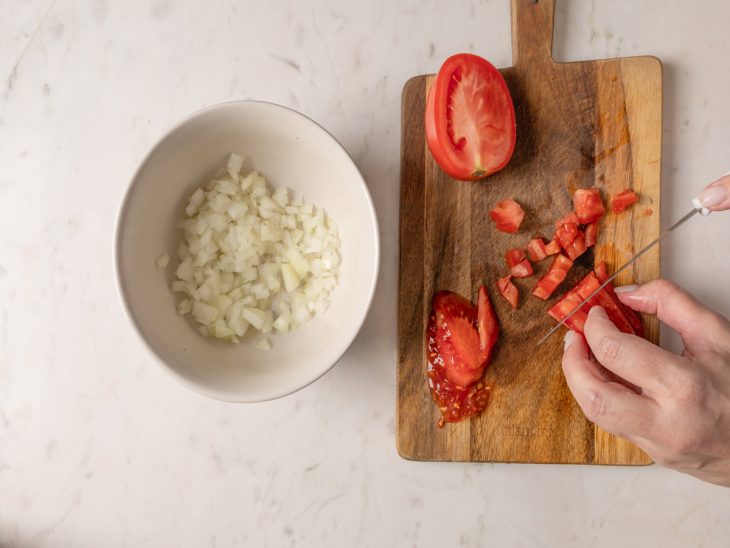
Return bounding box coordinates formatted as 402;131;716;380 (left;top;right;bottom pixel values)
397;0;661;464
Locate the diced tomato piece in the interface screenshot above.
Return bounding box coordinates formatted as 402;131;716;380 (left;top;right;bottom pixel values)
555;223;580;249
476;285;499;363
595;262;644;337
574;272;635;335
489;199;525;233
544;239;561;255
532;254;573;300
563;233;588;261
612;189;639;213
554;212;579;228
496;275;519;309
505;248;527;269
584;221;598;247
527;238;548;262
573;188;605;224
510;259;533;278
548;284;589;333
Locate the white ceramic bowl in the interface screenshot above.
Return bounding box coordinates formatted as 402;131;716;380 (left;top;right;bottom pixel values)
115;101;379;402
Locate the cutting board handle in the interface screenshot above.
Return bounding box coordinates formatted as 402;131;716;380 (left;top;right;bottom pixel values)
511;0;556;67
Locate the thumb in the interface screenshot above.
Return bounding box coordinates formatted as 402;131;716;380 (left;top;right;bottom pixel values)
698;173;730;211
614;279;730;355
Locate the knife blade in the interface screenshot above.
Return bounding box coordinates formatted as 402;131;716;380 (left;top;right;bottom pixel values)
535;198;712;347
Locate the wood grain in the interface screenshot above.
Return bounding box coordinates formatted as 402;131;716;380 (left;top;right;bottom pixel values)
397;0;661;464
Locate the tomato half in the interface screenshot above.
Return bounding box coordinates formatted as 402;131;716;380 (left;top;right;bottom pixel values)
425;53;516;181
490;199;525;233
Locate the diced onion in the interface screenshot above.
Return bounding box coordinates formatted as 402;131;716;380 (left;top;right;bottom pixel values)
166;153;341;348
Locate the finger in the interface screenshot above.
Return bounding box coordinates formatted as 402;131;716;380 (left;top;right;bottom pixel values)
583;306;684;397
614;279;730;355
698;174;730;211
562;331;657;439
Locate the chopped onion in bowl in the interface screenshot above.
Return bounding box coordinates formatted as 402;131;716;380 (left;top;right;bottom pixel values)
167;153;341;349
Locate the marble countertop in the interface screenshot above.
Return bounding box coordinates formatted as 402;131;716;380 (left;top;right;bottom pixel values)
2;0;730;546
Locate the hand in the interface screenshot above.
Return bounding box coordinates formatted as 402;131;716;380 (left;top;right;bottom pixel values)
698;173;730;211
562;279;730;487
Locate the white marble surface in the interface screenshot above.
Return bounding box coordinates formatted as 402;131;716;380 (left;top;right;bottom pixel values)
1;0;730;546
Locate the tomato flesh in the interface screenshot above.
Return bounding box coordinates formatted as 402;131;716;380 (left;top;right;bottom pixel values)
584;221;598;247
527;238;548;262
532;254;573;300
511;259;533;278
612;189;639;213
490;199;525;233
427;286;499;427
505;248;526;269
563;233;588;261
573;188;605;224
425;53;516;181
544;239;561;256
496;275;519;309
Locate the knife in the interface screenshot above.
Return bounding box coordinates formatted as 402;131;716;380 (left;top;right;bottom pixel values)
535;197;713;347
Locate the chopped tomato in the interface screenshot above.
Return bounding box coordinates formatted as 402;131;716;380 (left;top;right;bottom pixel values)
427;286;499;427
573;188;605;224
544;239;561;255
496;275;518;309
505;248;526;268
574;272;635;334
554;212;579;228
424;53;516;180
527;238;548;262
584;221;598;247
554;223;580;249
532;254;573;300
548;284;589;333
490;199;525;233
511;259;533;278
595;262;644;337
612;189;639;213
563;233;588;261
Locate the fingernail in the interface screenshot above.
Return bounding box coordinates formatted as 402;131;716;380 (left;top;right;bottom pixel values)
588;306;606;318
564;330;575;349
614;284;639;293
699;185;727;207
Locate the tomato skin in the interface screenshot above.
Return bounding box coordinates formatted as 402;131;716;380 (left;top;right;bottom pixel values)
510;259;533;278
527;238;548;262
490;199;525;233
612;189;639;213
476;285;499;363
425;53;516;181
573;188;606;224
496;275;519;309
532;254;573;300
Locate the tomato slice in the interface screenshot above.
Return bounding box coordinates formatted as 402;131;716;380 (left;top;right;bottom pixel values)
532;254;573;300
612;189;639;213
526;238;548;262
425;53;516;181
510;259;533;278
548;284;589;333
476;285;499;363
572;188;606;224
574;273;635;335
505;247;526;268
584;221;598;247
496;275;519;309
544;239;561;256
490;199;525;233
595;262;644;337
563;232;588;261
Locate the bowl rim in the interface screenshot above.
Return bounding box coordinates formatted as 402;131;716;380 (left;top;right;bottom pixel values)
113;99;380;403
